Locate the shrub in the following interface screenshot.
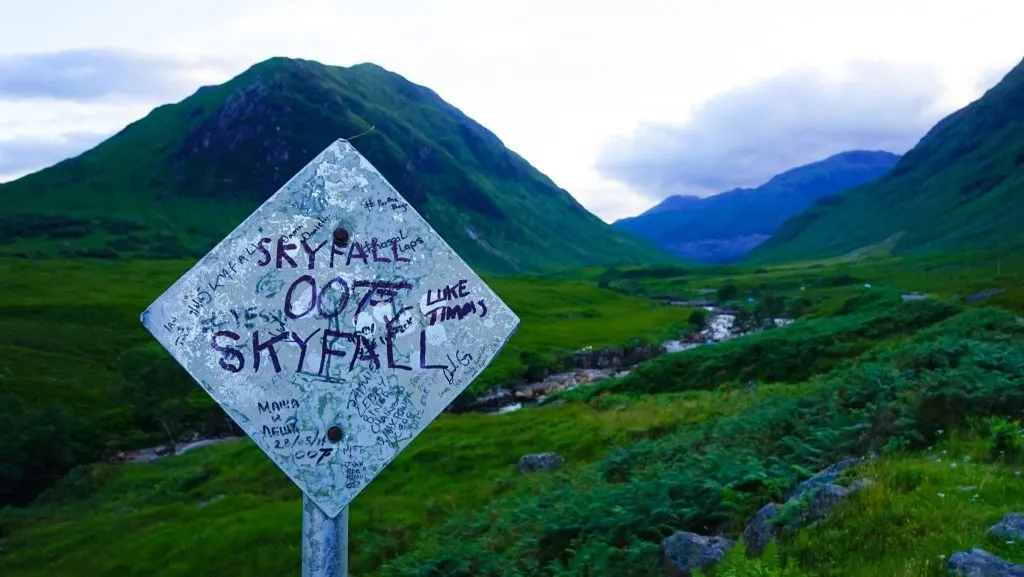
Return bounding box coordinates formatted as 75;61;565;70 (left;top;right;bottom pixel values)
609;296;960;396
381;307;1024;576
693;540;812;577
717;284;739;303
982;416;1024;461
690;309;710;330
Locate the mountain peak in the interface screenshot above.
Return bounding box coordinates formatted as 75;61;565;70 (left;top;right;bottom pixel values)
613;150;899;263
0;57;673;272
639;194;704;216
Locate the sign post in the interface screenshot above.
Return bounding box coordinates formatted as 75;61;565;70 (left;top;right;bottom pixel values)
141;138;520;575
302;495;348;576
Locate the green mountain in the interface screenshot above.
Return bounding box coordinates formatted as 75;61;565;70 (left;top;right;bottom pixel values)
750;57;1024;263
612;151;900;263
0;57;673;275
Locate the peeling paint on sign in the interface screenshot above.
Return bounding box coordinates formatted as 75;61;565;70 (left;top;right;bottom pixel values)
141;138;520;518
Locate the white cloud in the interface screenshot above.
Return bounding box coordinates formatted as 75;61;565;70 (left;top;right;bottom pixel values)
0;49;233;181
595;60;950;200
1;0;1023;221
0;100;146;179
975;61;1020;95
0;49;232;103
0;132;111;177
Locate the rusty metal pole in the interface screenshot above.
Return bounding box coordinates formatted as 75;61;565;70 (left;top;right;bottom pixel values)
302;495;348;577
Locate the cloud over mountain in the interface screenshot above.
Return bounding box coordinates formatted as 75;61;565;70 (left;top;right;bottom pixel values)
0;132;110;178
0;48;230;102
595;60;948;201
0;49;236;179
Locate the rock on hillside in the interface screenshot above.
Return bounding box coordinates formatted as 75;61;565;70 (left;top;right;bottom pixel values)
948;512;1024;576
660;458;874;574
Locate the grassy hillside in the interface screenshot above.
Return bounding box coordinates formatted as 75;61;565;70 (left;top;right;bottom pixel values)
0;257;696;507
387;306;1024;576
0;57;673;275
5;278;1024;576
750;57;1024;263
596;249;1024;317
0;386;789;577
613;151;899;263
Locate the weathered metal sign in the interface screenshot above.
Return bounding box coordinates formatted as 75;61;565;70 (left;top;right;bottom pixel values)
141;138;520;518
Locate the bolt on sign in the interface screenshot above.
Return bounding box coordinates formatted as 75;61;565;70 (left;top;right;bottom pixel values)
141;139;520;519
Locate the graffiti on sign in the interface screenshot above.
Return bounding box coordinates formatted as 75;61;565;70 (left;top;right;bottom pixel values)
140;139;520;518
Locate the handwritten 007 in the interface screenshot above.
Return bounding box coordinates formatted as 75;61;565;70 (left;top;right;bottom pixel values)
209;274;488;378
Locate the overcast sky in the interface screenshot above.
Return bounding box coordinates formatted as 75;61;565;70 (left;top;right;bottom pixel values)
1;0;1023;221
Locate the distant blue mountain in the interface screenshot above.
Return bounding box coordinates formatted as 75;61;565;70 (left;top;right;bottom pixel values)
613;150;901;263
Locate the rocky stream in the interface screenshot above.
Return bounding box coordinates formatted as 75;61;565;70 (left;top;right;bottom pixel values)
459;311;749;414
118;311;782;461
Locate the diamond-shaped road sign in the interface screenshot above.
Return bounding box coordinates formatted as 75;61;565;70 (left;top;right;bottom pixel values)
141;138;520;518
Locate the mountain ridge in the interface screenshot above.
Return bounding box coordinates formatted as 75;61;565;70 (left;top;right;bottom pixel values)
613;150;901;263
0;56;675;275
750;57;1024;262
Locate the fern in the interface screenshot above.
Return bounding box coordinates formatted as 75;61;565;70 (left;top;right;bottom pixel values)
692;540;814;577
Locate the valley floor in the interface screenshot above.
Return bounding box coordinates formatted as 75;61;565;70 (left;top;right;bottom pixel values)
5;251;1024;576
0;387;777;576
5;297;1024;576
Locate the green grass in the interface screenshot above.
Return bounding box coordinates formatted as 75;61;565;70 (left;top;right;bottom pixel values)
0;257;696;506
373;305;1024;576
5;48;1024;577
0;385;790;576
0;258;695;409
598;249;1024;316
468;275;695;391
6;299;1024;576
0;258;179;410
787;430;1024;576
598;294;959;397
8;252;1024;576
693;429;1024;577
